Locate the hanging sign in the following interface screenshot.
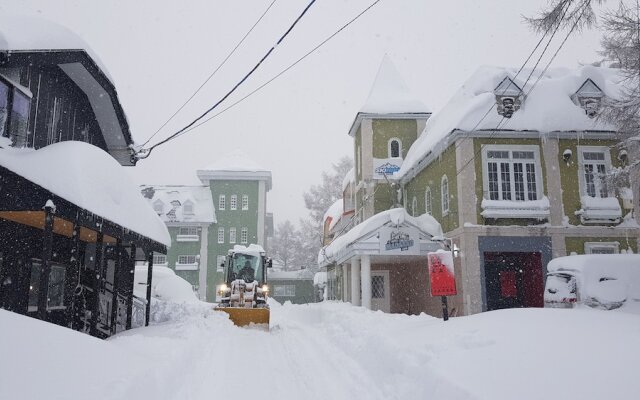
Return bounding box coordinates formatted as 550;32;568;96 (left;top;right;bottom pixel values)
379;226;419;255
428;251;457;297
373;157;403;179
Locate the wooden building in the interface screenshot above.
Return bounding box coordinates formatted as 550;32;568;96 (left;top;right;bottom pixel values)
0;17;170;338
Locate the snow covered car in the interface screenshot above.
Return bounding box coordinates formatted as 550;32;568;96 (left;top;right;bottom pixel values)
544;254;640;310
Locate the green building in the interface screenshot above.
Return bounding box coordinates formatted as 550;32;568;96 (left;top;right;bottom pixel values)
267;269;315;305
143;150;273;302
320;57;640;317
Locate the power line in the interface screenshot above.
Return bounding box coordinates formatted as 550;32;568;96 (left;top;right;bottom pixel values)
454;0;591;179
140;0;278;148
139;0;383;156
136;0;319;160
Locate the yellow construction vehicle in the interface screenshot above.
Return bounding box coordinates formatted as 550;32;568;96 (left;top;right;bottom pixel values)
215;244;272;329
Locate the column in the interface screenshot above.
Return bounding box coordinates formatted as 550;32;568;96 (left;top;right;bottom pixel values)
38;204;55;321
361;255;371;309
351;258;361;306
342;264;348;301
145;251;153;327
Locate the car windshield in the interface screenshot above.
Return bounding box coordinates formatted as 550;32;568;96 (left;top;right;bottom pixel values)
231;253;262;283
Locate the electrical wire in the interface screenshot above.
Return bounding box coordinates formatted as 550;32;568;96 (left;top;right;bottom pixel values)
137;0;319;159
138;0;383;158
140;0;278;148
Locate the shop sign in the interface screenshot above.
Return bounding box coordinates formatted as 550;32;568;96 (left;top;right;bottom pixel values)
373;158;403;179
428;251;457;296
379;226;419;255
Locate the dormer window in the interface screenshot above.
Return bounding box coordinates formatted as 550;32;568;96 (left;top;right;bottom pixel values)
183;200;194;215
388;138;402;158
572;79;603;118
494;76;522;118
153;200;164;215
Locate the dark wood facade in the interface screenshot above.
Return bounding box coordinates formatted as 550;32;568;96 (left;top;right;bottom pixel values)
0;48;165;338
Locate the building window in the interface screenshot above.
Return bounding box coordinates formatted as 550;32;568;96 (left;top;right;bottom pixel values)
229;227;237;244
177;255;197;265
585;242;619;254
219;195;226;210
441;175;449;215
218;228;225;243
388;138;402;158
0;76;31;148
578;147;611;198
273;285;296;297
412;196;417;216
425;187;432;215
153;254;167;265
241;227;248;244
28;261;66;311
217;255;226;272
242;195;249;210
179;226;198;236
230;195;237;210
183;201;194;215
482;145;542;201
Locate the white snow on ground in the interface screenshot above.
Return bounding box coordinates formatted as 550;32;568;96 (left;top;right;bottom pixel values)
3;300;640;400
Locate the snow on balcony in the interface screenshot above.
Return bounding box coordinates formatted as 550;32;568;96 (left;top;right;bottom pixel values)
481;197;551;220
576;196;622;224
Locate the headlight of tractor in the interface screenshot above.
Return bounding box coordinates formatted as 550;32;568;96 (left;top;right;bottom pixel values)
261;285;269;293
218;284;228;295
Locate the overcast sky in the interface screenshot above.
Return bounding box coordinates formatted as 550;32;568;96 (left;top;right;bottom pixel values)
2;0;607;226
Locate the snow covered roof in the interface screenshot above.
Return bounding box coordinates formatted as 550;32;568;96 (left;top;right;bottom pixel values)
318;207;443;267
360;55;430;114
268;269;314;280
342;167;355;192
398;65;625;180
197;150;272;190
323;199;344;231
0;142;170;246
232;244;265;258
140;185;215;224
0;15;114;84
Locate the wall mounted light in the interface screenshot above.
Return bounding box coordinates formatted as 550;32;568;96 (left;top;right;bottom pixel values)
619;149;628;164
563;149;573;163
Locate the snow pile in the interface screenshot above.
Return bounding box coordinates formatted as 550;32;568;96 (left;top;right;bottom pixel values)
3;302;640;400
323;198;344;231
0;141;170;246
578;195;622;221
342;167;355;192
481;196;550;219
547;254;640;309
399;65;625;179
140;185;215;223
0;15;114;83
319;207;443;265
360;55;430;114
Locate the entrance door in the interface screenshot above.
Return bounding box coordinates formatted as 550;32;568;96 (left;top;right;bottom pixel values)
371;271;390;313
484;252;543;311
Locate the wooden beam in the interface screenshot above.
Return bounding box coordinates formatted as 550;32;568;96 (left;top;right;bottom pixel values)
110;239;122;335
125;244;136;330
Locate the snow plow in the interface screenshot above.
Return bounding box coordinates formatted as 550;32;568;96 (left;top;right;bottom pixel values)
215;244;272;329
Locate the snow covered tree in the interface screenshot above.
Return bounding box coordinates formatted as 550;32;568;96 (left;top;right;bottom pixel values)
303;156;353;225
269;220;300;270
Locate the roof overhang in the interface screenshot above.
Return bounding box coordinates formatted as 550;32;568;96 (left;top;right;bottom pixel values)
1;50;135;166
196;170;273;191
347;112;431;137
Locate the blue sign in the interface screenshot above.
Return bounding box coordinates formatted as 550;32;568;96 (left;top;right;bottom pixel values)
375;162;401;176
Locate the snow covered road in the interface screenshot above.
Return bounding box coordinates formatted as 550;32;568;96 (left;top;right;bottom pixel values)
3;301;640;400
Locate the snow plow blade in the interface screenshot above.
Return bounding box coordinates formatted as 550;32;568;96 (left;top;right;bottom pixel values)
215;307;270;329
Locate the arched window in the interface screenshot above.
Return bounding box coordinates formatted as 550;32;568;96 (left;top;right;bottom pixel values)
441;175;449;215
388;138;402;158
425;187;432;215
